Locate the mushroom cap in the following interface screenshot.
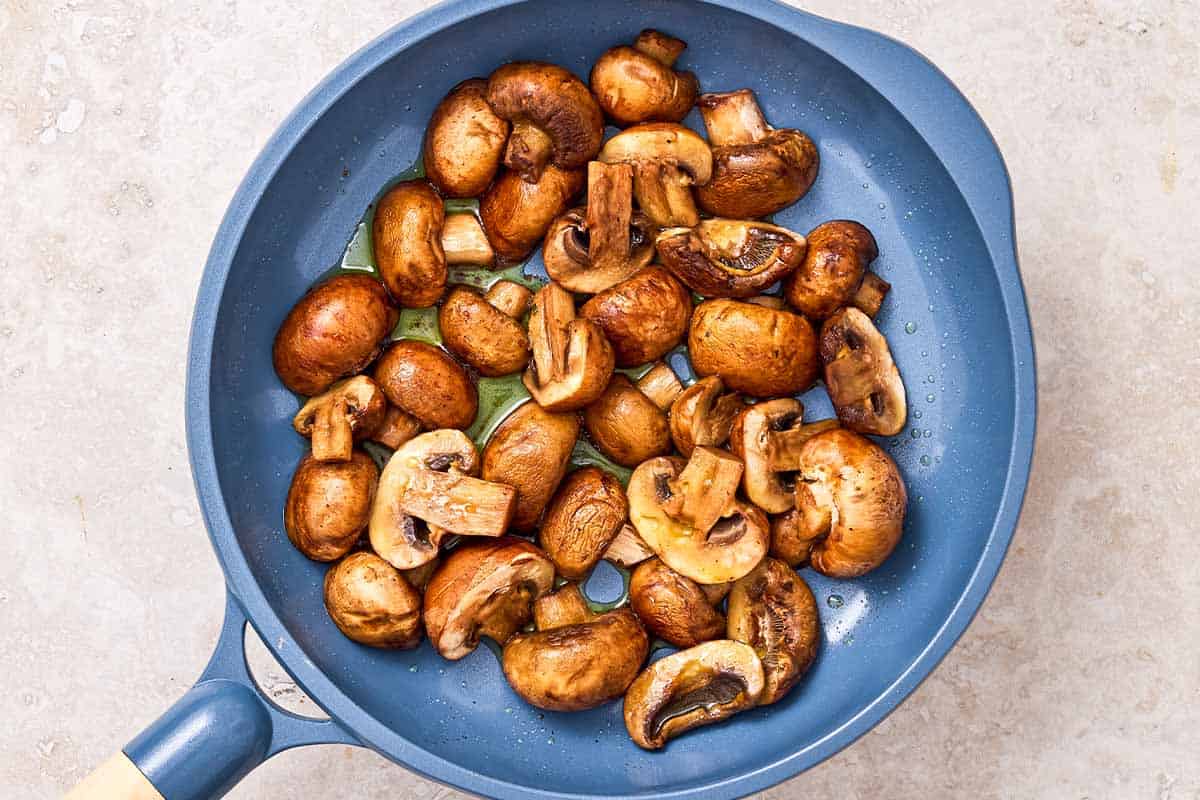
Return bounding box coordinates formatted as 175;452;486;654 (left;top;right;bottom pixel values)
538;467;629;580
599;123;713;184
273;275;398;396
582;375;672;468
726;558;819;704
542;206;657;294
324;552;424;649
293;375;388;462
728;397;803;514
656;219;807;299
579;266;692;367
820;307;907;436
688;299;819;397
373;180;448;308
423;537;556;660
480;165;585;262
423;78;510;198
285;452;378;562
630;558;726;648
795;429;907;578
372;340;478;430
438;286;530;377
695;130;820;219
481;401;580;531
783;220;879;320
769;509;821;568
668;376;744;457
502;608;649;711
589;45;699;126
623;639;765;750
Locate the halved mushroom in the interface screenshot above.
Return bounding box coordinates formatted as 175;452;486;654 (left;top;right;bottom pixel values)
599;123;712;228
769;509;821;568
668;376;743;457
656;220;806;299
532;583;595;630
273;275;398;396
726;558;819;705
368;405;422;450
423;78;510;198
820;307;906;436
543;162;656;294
539;467;629;579
728;398;809;514
783;221;889;320
502;607;648;711
292;376;387;462
285;451;378;562
480;165;585;262
439;284;531;377
630;558;726;648
794;428;907;578
694;89;820;219
324;552;423;649
627;450;769;584
603;523;657;568
481;401;580;531
582;374;672;468
589;29;700;126
635;362;685;410
623;640;764;750
522;282;615;412
486;62;604;183
423;537;556;660
373;341;478;431
370;430;515;570
689;298;819;397
579;266;692;367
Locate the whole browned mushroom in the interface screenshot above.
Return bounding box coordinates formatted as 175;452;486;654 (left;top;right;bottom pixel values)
292;376;386;462
582;374;674;468
579;266;692;368
784;220;889;320
589;30;700;126
726;557;820;705
285;451;378;562
423;78;510;198
694;89;820;219
599;123;712;228
481;400;580;531
273;274;398;397
539;467;628;580
439;282;531;377
820;307;907;436
669;376;743;457
688;299;819;397
423;537;556;660
486;62;604;183
656;219;807;298
480;165;585;262
522;282;615;412
623;639;764;750
630;558;726;648
324;552;423;649
372;340;478;431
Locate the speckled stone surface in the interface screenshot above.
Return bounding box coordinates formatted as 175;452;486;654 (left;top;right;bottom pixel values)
1;1;1197;798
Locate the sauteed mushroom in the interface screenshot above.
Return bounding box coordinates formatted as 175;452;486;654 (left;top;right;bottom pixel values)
424;78;509;197
689;298;819;397
480;165;585;261
285;452;378;562
373;340;478;431
668;375;743;457
324;552;423;649
369;405;422;450
539;467;629;580
292;376;387;463
784;220;889;320
656;219;806;298
599;123;712;228
630;558;726;648
481;401;580;531
583;374;673;468
590;30;699;126
820;307;907;436
579;266;692;367
603;523;657;568
729;398;841;514
634;362;685;410
400;556;440;594
522;282;615;411
532;583;595;629
439;283;531;377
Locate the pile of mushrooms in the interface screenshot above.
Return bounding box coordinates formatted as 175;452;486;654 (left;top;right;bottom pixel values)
271;29;913;751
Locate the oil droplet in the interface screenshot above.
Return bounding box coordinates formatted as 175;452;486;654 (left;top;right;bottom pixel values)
547;737;555;745
923;429;932;438
878;202;886;210
910;429;921;439
927;374;936;383
844;634;854;645
827;594;844;608
917;495;925;502
504;707;512;714
408;665;419;673
926;393;936;403
920;455;931;466
904;322;917;334
913;410;922;419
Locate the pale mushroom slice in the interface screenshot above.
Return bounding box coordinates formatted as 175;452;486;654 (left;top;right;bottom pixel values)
656;219;807;299
728;398;841;514
599;123;712;228
293;375;387;462
589;29;699;126
820;307;907;436
668;375;744;457
522;282;615;412
636;362;685;410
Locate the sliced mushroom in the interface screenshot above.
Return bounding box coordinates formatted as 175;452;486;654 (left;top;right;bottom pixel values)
423;78;509;198
522;282;615;412
728;398;808;514
660;447;744;536
726;558;819;705
543;161;656;293
368;405;422;450
539;467;629;579
273;275;398;396
579;266;692;367
689;298;819;397
373;341;478;431
783;220;888;320
623;640;764;750
794;428;907;578
668;376;743;457
694;89;820;219
820;307;906;436
423;537;556;659
292;376;387;462
630;558;726;648
635;362;685;410
439;285;530;377
582;374;672;468
400;556;440;594
599;123;712;228
324;552;423;649
486;62;604;183
769;509;821;568
284;451;378;562
656;219;806;299
532;583;595;630
589;29;699;126
502;607;648;711
483;280;533;318
603;523;656;568
481;400;580;531
480;165;585;262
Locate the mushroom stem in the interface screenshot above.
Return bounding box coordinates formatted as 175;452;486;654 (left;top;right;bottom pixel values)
310;396;355;462
485;280;532;318
370;406;421;450
529;282;575;383
664;447;744;535
533;584;596;629
398;469;517;537
633;163;701;228
852;271;891;318
604;523;656;568
636;363;684;410
505;120;556;183
767;419;841;471
698;89;770;147
586;161;635;272
441;213;495;266
633;29;687;66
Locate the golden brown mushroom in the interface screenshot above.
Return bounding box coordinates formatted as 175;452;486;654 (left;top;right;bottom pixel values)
578;266;692;367
423;78;509;198
522;282;615;412
668;376;744;457
439;283;531;377
368;405;422;450
582;374;673;468
589;30;699;126
400;556;440;594
599;123;712;228
630;558;726;648
538;467;629;580
292;376;387;462
688;298;819;397
603;523;657;569
532;583;595;630
481;401;580;531
820;307;907;436
284;451;378;562
783;220;889;320
656;219;806;299
480;165;585;262
728;399;836;514
324;552;423;649
372;340;478;431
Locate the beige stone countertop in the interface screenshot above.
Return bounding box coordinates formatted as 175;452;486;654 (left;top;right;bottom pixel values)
1;1;1196;798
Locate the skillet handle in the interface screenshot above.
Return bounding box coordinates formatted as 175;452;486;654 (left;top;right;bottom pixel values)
65;591;357;800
